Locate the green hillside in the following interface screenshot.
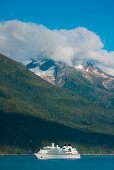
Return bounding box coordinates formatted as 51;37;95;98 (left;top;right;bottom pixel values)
0;54;114;154
63;67;114;111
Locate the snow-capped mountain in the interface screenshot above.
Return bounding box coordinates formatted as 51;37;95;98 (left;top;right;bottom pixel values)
75;62;114;90
22;58;114;90
22;58;57;85
22;58;114;111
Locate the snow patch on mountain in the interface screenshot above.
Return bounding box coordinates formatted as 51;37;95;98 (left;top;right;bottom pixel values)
29;66;55;78
22;59;32;66
75;64;84;70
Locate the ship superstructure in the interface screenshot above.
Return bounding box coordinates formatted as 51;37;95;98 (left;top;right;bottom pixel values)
35;143;81;159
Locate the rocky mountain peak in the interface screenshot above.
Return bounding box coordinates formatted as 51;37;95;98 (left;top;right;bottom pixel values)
22;58;114;90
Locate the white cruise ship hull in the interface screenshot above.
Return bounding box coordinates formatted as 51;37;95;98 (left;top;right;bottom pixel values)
35;153;81;159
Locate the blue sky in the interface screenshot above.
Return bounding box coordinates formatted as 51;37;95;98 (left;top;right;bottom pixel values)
0;0;114;51
0;0;114;75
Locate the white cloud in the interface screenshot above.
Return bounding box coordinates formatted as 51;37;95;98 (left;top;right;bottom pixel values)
0;20;114;75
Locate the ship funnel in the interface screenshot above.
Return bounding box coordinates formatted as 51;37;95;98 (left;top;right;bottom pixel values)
52;143;54;148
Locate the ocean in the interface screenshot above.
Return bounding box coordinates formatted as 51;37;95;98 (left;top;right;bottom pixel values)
0;155;114;170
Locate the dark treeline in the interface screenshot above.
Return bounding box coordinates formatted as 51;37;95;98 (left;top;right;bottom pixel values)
0;54;114;154
0;110;114;154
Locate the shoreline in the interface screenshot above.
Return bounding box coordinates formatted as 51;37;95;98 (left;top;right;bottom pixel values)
0;154;114;156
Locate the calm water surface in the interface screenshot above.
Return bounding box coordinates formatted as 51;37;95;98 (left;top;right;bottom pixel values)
0;155;114;170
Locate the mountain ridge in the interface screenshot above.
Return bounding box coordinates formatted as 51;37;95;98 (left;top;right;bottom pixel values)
0;54;114;154
22;58;114;111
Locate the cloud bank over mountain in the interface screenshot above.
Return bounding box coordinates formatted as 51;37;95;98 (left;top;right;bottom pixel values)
0;20;114;75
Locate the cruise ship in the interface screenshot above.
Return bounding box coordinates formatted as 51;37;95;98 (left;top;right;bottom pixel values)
35;143;81;159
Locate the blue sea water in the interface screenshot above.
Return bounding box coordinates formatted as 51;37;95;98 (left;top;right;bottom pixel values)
0;155;114;170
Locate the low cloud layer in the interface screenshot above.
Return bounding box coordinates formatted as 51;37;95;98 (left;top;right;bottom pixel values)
0;20;114;75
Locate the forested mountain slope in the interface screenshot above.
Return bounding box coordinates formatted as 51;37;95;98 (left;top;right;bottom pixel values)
0;54;114;154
